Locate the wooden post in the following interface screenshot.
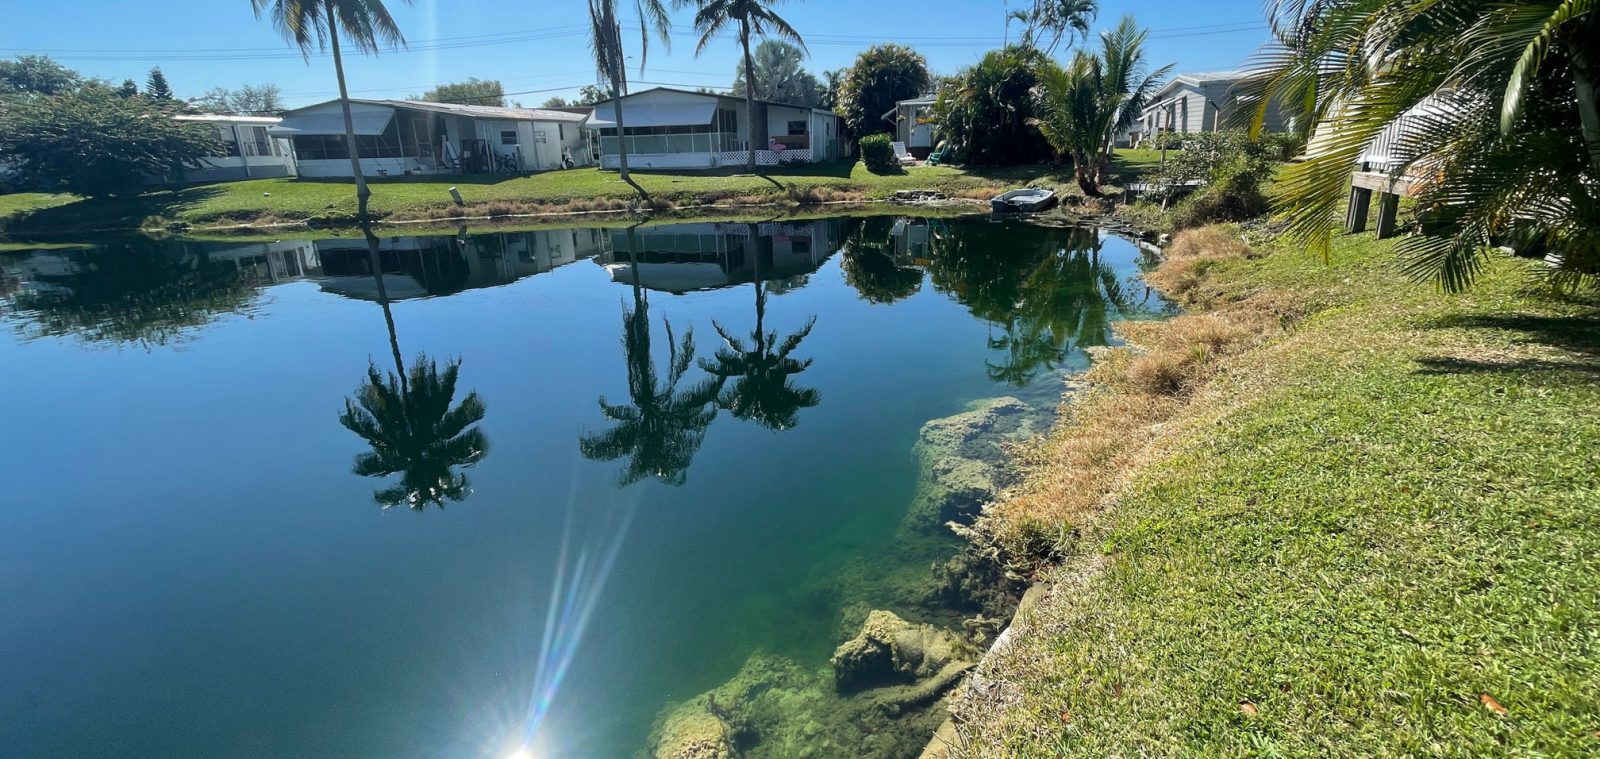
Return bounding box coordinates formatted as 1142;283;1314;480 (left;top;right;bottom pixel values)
1346;186;1372;233
1375;192;1400;239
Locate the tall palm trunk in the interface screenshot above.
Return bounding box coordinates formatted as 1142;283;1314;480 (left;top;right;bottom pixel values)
327;3;373;222
609;56;649;199
1574;53;1600;175
740;21;759;173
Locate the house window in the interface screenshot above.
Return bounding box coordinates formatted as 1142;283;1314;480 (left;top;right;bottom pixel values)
787;120;807;135
500;130;518;145
534;130;548;143
716;108;738;134
792;238;811;255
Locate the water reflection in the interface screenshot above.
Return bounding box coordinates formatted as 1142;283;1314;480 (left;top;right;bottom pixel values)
337;226;490;510
700;224;821;431
840;217;924;304
580;226;721;486
925;220;1159;386
0;242;258;347
0;229;605;348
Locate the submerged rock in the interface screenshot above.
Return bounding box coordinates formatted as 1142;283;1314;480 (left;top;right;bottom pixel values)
901;397;1045;534
652;708;738;759
831;610;971;694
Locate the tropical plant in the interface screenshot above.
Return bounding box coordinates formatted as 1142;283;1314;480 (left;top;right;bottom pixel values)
339;356;489;510
698;226;820;430
837;44;933;137
1032;15;1171;195
859;133;896;173
0;86;220;196
820;67;845;111
1148;130;1279;225
732;40;823;108
1240;0;1600;291
933;45;1055;165
678;0;806;172
250;0;409;222
419;77;506;106
586;0;672;198
1013;0;1097;54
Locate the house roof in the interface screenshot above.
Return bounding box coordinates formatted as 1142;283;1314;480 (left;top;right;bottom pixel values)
175;114;283;125
280;98;587;123
582;86;837;129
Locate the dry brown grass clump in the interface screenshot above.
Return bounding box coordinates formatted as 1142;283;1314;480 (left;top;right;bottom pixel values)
1145;225;1255;305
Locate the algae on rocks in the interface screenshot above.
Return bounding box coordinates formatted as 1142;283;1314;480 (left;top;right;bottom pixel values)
900;397;1047;535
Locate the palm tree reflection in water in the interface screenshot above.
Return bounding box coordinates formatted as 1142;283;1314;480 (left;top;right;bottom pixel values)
338;224;489;510
579;224;721;486
700;224;822;431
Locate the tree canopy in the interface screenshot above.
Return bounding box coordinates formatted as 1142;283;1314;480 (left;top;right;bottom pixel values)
191;83;285;114
730;40;822;107
933;45;1055;165
418;77;505;106
145;67;174;100
0;56;82;96
837;44;932;137
0;87;220;196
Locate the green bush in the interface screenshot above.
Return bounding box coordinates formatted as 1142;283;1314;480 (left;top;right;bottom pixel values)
1151;130;1279;228
931;45;1054;165
860;134;897;174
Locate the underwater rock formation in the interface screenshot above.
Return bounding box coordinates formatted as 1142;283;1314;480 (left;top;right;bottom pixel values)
901;397;1046;534
831;610;972;694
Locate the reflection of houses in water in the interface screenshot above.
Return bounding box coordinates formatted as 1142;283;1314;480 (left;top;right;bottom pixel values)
0;229;607;305
889;218;933;263
312;228;605;300
598;219;843;293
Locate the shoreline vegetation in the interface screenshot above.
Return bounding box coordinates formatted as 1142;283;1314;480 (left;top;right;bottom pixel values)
0;152;1166;239
942;224;1600;756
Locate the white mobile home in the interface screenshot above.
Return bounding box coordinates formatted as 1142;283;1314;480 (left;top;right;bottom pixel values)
270;99;590;178
583;87;843;171
1138;71;1289;138
173;114;298;182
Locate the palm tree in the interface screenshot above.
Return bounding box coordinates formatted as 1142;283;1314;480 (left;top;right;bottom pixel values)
338;224;489;510
251;0;407;222
1019;0;1097;55
587;0;672;198
698;225;820;430
1032;15;1170;195
679;0;807;173
580;227;721;485
1239;0;1600;291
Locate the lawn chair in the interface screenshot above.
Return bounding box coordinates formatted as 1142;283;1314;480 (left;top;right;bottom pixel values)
892;141;917;166
927;142;951;166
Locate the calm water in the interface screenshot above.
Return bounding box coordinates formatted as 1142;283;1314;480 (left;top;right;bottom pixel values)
0;216;1168;758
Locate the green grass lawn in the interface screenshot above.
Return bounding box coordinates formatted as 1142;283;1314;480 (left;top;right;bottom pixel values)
962;236;1600;755
0;151;1165;237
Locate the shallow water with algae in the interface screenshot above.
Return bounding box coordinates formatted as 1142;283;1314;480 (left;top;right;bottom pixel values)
0;215;1169;757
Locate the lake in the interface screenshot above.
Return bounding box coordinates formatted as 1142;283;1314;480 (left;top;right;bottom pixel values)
0;215;1169;758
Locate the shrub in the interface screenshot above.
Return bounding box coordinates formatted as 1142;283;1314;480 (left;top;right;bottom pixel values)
1151;130;1279;228
932;45;1054;165
860;134;896;174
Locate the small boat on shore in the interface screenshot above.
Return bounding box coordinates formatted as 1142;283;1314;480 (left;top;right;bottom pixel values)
990;187;1058;213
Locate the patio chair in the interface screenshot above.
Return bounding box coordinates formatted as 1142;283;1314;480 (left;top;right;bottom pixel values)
927;142;951;166
892;141;917;166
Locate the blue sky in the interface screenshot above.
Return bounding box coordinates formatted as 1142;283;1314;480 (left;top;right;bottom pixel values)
0;0;1271;108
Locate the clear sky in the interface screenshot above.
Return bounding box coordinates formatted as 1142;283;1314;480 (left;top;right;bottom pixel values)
0;0;1271;108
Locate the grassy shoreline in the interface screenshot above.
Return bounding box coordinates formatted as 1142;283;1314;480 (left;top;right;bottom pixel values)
952;228;1600;755
0;151;1167;239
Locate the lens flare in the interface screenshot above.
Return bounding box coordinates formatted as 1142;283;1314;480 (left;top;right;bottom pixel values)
519;489;638;749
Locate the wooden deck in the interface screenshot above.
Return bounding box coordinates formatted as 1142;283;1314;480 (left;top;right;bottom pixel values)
1347;170;1421;239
